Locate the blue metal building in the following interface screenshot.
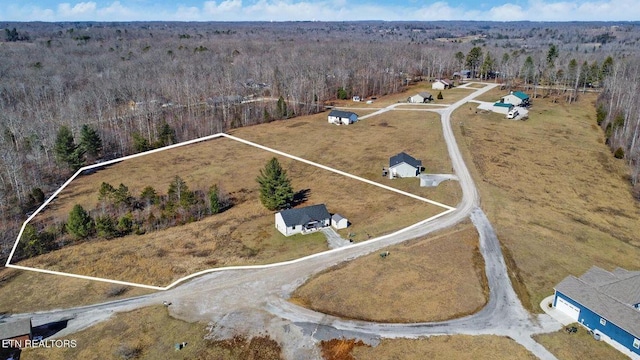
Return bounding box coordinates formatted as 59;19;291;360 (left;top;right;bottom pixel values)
554;266;640;358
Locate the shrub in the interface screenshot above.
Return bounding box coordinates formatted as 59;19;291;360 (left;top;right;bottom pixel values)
614;147;625;159
437;91;443;100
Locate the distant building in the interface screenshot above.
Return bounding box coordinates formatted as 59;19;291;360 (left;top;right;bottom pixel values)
554;266;640;358
408;92;434;103
501;91;530;107
432;79;451;90
492;101;514;114
328;110;359;125
275;204;331;236
389;152;422;178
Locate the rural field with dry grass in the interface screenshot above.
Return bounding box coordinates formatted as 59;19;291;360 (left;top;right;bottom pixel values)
20;305;282;360
346;336;537;360
453;88;640;312
291;222;487;322
13;86;460;286
0;268;154;313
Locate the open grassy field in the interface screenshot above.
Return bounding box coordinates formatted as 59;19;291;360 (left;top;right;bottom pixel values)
21;305;282;360
453;91;640;312
0;268;154;313
19;136;445;286
290;222;487;322
349;336;537;360
533;324;630;360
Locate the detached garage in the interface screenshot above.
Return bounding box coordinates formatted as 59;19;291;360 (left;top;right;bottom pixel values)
331;214;349;229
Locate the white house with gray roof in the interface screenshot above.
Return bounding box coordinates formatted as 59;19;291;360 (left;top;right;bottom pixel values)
275;204;331;236
389;152;422;179
553;266;640;358
408;92;433;103
328;110;358;125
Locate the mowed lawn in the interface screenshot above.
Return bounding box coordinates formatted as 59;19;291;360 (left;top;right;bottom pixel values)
533;325;631;360
291;222;488;323
453;91;640;312
18;134;446;286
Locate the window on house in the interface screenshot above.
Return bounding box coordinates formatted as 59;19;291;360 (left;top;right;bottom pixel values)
634;338;640;349
600;318;607;326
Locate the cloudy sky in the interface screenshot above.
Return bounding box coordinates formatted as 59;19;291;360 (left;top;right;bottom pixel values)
1;0;638;22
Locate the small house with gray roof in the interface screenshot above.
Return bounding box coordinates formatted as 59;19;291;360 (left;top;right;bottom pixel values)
408;92;433;103
389;152;422;179
328;110;358;125
275;204;331;236
553;266;640;358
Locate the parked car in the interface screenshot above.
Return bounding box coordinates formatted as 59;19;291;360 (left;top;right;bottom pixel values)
507;109;519;119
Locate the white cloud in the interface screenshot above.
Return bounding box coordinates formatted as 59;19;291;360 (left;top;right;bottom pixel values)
1;0;640;22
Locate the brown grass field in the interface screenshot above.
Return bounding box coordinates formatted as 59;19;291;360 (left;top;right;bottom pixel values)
0;268;154;313
453;88;640;312
14;86;461;286
18;136;445;286
349;336;537;360
290;222;488;322
21;305;282;360
533;324;630;360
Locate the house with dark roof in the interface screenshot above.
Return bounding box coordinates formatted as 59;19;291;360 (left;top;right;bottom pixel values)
553;266;640;358
328;110;358;125
501;91;530;107
275;204;331;236
389;152;422;179
408;92;433;103
0;318;32;348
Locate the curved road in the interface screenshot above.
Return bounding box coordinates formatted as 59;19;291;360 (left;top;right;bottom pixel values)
5;83;562;359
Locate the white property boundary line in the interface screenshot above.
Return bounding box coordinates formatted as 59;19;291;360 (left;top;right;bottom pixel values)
5;132;456;290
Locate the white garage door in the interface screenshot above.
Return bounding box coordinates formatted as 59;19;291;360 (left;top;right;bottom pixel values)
556;297;580;321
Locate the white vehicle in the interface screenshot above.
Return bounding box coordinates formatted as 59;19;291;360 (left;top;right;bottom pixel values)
507;109;519;119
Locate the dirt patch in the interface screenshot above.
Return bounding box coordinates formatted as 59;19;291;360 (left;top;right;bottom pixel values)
453;92;640;312
320;339;368;360
291;222;488;322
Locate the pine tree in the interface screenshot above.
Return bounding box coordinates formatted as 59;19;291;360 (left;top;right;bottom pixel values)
156;122;176;147
276;96;287;119
168;176;195;207
256;157;294;211
66;204;94;239
209;185;220;214
54;125;85;170
79;124;102;160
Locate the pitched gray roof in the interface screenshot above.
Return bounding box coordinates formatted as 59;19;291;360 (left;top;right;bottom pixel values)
555;266;640;338
332;213;346;222
0;318;31;340
329;110;358;118
417;92;433;99
389;152;422;168
278;204;330;227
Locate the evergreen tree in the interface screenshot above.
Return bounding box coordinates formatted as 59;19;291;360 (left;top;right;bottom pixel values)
54;125;84;170
79;124;102;159
132;132;151;152
156;122;176;147
140;186;158;206
95;215;117;239
66;204;94;239
256;157;294;211
276;96;287;119
209;185;220;214
168;176;195;207
437;91;443;100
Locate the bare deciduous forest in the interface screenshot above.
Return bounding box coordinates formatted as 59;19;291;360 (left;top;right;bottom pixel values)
1;20;639;262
